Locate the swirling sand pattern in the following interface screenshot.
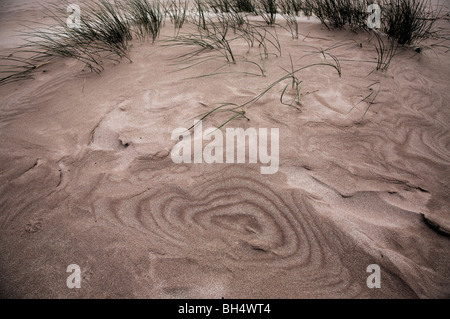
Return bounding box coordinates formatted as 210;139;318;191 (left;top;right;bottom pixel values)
95;170;368;297
109;176;332;265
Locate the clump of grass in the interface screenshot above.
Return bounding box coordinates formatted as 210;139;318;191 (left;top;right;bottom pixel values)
216;16;281;60
310;0;441;43
282;14;299;40
279;54;302;108
279;0;301;39
164;0;190;36
1;0;141;85
193;0;208;31
371;30;398;72
167;11;282;73
294;40;359;73
165;21;267;80
312;0;352;29
20;0;133;74
348;0;371;30
256;0;278;25
0;53;50;85
232;0;256;13
75;0;132;55
208;0;233;13
278;0;302;16
128;0;164;43
167;17;238;63
312;0;370;30
301;0;314;17
381;0;440;45
217;9;247;32
209;0;255;13
241;24;282;58
191;55;342;129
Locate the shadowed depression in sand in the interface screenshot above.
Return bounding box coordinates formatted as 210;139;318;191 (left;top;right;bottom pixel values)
0;0;449;298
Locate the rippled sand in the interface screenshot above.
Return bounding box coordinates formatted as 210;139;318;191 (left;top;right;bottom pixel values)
0;0;449;298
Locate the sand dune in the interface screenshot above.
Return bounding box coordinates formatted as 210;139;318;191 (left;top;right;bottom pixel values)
0;0;449;298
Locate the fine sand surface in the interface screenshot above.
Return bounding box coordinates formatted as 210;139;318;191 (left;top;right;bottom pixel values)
0;0;449;298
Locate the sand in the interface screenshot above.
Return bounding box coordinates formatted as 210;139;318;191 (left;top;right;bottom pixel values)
0;0;449;298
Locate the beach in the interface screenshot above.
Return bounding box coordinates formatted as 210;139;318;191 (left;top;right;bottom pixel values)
0;0;449;298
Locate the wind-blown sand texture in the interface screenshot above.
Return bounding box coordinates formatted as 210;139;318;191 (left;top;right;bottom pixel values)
0;0;449;298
